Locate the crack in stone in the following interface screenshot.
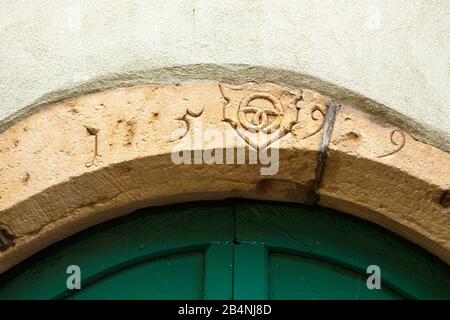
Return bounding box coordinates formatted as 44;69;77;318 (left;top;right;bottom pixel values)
305;104;341;205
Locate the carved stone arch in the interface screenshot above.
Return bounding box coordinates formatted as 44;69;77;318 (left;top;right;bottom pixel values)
0;81;449;273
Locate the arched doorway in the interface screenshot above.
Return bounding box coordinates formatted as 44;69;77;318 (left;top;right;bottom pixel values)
1;200;449;300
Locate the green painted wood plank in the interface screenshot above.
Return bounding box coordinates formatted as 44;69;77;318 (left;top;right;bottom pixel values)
234;200;450;299
233;244;268;300
0;203;234;300
71;252;204;300
204;244;234;300
1;200;449;300
268;253;400;300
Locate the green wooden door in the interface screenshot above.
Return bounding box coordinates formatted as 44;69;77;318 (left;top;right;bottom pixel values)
0;203;235;300
233;202;450;300
0;201;449;299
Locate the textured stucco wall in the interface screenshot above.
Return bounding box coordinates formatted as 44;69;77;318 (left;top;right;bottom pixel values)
0;0;449;150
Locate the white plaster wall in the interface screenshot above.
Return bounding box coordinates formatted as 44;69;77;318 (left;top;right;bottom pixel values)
0;0;449;149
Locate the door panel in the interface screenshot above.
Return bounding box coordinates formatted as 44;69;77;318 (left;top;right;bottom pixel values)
0;202;235;300
268;253;400;300
204;244;234;300
70;252;204;300
0;200;449;300
234;201;450;300
233;244;268;300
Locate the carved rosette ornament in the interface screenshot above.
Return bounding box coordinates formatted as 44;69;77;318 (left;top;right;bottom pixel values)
219;83;304;149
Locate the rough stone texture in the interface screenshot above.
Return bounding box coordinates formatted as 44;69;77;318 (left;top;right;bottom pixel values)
0;82;449;272
320;105;450;263
0;82;327;272
1;1;450;153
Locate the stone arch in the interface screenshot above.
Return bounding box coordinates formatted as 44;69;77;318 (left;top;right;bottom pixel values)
0;81;449;273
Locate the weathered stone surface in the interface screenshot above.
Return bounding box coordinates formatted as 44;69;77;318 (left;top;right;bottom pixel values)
0;83;449;273
320;105;450;263
0;82;326;272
